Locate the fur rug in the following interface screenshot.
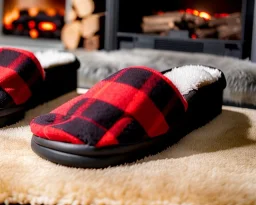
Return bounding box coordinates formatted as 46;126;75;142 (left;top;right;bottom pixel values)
1;92;256;205
74;49;256;107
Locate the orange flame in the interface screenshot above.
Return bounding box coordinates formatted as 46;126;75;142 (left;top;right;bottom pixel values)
38;22;56;31
29;29;39;39
46;8;57;16
182;8;211;20
199;12;211;20
28;7;39;17
192;10;199;16
4;8;20;26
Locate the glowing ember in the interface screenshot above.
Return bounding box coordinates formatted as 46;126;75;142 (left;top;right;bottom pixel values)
28;20;36;29
191;34;197;39
185;9;194;14
29;29;39;39
214;13;229;18
4;24;13;30
38;22;56;31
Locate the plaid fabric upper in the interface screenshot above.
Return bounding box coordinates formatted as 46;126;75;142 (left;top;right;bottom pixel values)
0;47;45;107
30;66;188;147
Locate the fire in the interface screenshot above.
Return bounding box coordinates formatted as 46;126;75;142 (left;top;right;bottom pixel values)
46;8;57;16
11;8;20;20
28;7;39;17
192;10;199;16
184;8;211;20
199;12;211;20
4;8;20;26
3;7;60;35
38;22;56;31
29;29;39;39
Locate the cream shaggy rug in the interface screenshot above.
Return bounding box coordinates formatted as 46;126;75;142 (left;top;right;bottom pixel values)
0;92;256;205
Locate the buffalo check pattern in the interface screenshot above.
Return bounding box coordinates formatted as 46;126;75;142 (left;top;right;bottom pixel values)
0;47;45;107
30;66;188;148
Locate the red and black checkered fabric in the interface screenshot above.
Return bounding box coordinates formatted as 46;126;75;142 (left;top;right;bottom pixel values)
0;47;45;107
30;66;188;147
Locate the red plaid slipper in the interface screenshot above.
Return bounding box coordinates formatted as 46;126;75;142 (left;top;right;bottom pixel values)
30;65;226;168
0;47;45;127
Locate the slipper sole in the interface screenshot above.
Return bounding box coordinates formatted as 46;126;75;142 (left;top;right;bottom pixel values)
31;103;221;169
0;106;25;128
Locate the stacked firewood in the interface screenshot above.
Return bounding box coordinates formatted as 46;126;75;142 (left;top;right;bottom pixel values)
142;11;241;40
61;0;105;50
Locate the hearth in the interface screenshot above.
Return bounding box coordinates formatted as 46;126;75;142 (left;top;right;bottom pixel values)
105;0;255;61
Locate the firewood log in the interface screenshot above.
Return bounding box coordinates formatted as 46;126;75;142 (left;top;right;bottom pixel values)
141;22;175;33
195;28;217;38
61;20;81;50
156;11;182;17
72;0;95;18
66;9;77;22
80;13;105;38
217;24;241;40
208;12;241;27
84;35;100;51
143;13;182;25
182;13;207;27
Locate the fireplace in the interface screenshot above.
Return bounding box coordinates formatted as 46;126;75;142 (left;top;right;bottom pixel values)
105;0;255;61
2;0;66;40
0;0;72;50
141;10;241;41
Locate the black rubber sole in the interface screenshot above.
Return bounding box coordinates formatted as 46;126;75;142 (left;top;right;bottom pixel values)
31;70;225;168
31;138;159;169
0;107;25;128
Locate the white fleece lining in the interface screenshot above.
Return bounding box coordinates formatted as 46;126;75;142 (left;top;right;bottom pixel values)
164;65;222;95
34;50;76;69
76;65;222;95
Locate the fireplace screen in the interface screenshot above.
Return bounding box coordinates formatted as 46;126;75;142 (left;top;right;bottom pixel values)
2;0;66;39
119;0;242;40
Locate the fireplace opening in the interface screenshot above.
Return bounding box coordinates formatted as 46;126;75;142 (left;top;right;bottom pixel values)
114;0;251;59
2;0;66;39
119;0;242;40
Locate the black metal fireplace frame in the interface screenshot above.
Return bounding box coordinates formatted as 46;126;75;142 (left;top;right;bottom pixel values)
104;0;256;61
